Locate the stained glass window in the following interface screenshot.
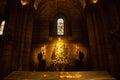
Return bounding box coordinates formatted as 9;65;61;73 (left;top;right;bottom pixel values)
57;18;64;35
0;20;5;35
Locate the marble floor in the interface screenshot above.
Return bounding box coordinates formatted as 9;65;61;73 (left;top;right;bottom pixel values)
3;71;116;80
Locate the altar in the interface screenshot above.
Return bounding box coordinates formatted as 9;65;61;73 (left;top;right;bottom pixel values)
3;71;116;80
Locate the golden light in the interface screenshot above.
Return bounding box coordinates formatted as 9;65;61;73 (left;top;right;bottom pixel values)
91;0;98;3
41;45;46;54
0;20;5;35
59;72;82;79
55;37;64;57
40;45;47;60
43;74;47;77
21;0;28;5
59;74;82;79
51;37;69;71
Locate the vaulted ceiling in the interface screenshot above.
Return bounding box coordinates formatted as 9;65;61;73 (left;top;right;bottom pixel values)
34;0;86;9
0;0;97;43
31;0;89;43
35;0;85;23
0;0;104;22
0;0;86;18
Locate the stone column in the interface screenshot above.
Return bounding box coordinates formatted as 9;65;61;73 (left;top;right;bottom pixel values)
85;5;99;70
17;2;35;71
1;0;21;79
85;2;107;70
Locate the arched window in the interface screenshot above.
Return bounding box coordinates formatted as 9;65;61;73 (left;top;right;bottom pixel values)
0;20;5;35
57;18;64;35
49;13;71;36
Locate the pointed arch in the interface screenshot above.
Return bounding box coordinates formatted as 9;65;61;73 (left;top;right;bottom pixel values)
49;12;72;36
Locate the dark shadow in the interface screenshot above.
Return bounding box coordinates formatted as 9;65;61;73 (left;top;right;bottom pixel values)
37;52;46;71
75;51;85;71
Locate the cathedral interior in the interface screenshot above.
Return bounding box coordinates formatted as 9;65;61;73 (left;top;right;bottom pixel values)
0;0;120;80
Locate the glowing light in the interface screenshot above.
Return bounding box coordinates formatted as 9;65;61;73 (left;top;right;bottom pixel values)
91;0;98;3
55;38;64;58
40;45;47;60
43;74;47;77
41;45;46;54
0;20;5;35
51;38;69;71
59;74;82;79
21;0;28;5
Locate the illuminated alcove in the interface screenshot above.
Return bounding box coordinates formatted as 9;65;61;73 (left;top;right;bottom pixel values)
31;4;89;71
32;37;89;71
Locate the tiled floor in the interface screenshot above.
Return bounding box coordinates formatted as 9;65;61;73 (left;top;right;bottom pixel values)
3;71;116;80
